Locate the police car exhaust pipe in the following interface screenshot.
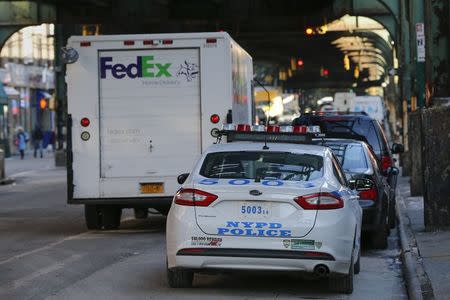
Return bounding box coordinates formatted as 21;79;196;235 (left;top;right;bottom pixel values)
313;264;329;277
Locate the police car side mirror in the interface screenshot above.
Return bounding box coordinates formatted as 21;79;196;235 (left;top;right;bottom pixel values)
391;143;404;154
177;173;189;185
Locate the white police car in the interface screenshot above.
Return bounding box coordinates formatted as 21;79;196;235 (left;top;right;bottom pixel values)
166;125;362;294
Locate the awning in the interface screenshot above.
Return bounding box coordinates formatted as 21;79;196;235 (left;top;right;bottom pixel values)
0;82;7;105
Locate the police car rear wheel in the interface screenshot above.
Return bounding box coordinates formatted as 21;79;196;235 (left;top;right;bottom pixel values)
167;268;194;288
329;257;354;294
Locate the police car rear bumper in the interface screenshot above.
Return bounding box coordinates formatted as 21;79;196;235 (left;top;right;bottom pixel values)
171;252;350;275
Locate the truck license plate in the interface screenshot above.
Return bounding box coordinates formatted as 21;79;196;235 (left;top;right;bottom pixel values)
140;183;164;194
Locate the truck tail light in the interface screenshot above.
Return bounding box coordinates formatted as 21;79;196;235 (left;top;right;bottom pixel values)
80;117;90;127
210;114;220;124
206;38;217;43
295;192;344;210
174;188;218;207
163;40;173;45
143;40;155;45
80;41;91;47
124;40;135;46
358;187;378;201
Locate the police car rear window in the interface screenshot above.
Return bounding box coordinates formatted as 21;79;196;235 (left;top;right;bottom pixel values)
200;151;324;181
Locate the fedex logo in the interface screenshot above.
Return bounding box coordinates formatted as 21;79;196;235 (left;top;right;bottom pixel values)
100;56;171;79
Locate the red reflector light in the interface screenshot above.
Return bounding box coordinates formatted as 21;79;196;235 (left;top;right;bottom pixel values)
381;155;392;172
236;124;251;132
163;40;173;45
80;41;91;47
143;40;154;45
295;192;344;210
124;40;135;46
206;38;217;43
267;125;280;133
359;187;378;201
174;188;218;207
80;118;90;127
210;114;220;124
293;125;307;133
179;248;205;254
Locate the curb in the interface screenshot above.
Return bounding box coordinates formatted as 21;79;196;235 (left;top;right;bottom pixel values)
0;177;15;185
396;198;423;300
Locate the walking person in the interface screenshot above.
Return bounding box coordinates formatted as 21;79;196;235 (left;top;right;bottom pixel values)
32;126;44;158
15;127;28;160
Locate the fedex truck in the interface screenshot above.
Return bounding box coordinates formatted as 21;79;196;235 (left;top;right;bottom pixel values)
65;32;253;229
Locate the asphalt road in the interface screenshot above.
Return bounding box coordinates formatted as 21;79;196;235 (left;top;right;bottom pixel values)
0;156;407;299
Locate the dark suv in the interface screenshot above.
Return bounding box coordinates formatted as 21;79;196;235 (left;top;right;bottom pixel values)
292;113;403;187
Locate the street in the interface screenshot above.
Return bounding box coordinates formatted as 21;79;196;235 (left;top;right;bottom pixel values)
0;156;407;299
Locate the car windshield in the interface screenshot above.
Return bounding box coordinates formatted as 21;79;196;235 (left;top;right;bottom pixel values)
200;151;324;181
327;143;368;173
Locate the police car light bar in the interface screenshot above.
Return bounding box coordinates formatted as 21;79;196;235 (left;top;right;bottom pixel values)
219;124;323;144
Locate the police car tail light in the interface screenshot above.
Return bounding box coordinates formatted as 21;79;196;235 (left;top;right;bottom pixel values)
358;186;378;201
295;192;344;210
174;188;218;207
307;126;321;133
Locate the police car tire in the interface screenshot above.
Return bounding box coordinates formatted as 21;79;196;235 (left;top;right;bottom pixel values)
101;207;122;230
354;250;361;274
84;205;102;230
167;268;194;288
329;257;354;294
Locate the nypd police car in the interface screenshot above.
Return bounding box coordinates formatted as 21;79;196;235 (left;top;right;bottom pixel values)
166;125;362;294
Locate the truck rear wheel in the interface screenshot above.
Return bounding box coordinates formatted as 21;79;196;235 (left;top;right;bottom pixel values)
101;206;122;230
84;205;102;230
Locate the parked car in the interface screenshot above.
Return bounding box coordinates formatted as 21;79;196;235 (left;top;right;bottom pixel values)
167;127;362;294
292;113;404;190
313;138;398;248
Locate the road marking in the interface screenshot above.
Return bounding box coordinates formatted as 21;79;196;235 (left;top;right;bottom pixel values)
0;254;83;293
0;217;143;265
9;170;37;178
0;232;88;266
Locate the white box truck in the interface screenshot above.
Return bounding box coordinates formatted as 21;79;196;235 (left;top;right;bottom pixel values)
332;92;355;112
65;32;253;229
351;95;385;123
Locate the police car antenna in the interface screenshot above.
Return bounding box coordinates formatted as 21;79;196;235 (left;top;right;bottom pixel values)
253;77;271;150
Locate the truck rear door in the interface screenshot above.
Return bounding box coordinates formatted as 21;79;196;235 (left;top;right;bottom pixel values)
98;48;201;182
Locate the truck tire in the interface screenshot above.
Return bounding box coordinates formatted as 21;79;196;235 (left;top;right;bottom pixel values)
101;206;122;230
329;257;354;294
84;205;102;230
134;208;148;219
167;268;194;288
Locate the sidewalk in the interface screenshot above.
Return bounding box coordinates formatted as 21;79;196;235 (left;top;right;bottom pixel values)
4;151;60;178
397;175;450;300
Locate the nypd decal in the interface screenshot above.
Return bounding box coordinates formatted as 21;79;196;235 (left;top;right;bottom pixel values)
217;221;291;237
